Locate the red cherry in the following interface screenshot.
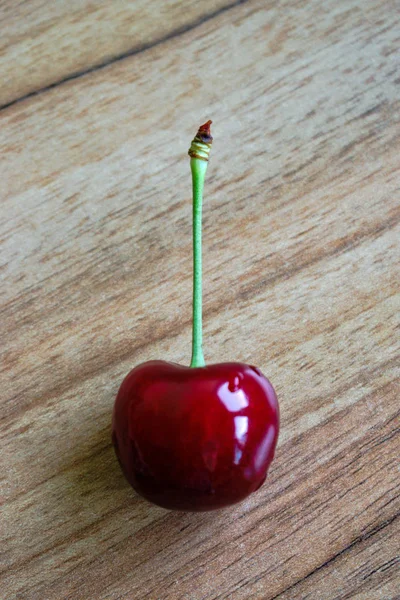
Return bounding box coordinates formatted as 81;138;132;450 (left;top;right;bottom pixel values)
112;361;279;511
112;123;280;511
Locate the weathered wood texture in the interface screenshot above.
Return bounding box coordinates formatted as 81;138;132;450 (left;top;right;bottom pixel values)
1;0;399;598
0;0;236;108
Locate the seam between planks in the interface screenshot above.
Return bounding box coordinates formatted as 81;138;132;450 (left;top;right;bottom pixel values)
0;0;249;113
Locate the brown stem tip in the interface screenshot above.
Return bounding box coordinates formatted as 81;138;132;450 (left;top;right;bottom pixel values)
197;120;213;144
188;120;213;161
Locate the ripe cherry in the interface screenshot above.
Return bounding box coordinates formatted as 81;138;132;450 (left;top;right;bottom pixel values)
112;122;279;511
113;361;278;511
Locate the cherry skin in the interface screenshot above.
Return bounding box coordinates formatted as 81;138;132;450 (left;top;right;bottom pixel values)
112;361;279;511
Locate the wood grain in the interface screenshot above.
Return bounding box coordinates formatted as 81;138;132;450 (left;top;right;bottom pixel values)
0;0;237;108
1;0;399;598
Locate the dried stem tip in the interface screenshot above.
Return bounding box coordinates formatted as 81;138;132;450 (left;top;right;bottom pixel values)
188;120;213;161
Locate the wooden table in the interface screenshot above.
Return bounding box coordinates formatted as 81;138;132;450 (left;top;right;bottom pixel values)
1;1;399;598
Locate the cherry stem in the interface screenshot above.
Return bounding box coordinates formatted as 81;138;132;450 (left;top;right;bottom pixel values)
188;121;213;368
190;158;206;368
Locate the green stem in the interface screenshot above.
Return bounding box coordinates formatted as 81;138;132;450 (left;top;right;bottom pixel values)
190;158;208;367
188;121;213;368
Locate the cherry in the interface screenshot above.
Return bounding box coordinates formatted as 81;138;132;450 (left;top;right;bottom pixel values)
112;361;278;511
112;122;280;511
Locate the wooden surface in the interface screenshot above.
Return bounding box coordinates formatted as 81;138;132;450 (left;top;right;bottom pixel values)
1;0;399;598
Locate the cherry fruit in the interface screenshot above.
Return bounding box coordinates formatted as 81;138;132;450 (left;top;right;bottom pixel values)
112;122;280;511
113;361;278;511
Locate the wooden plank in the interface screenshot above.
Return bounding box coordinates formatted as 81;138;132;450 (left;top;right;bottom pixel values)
275;516;399;600
1;0;399;598
0;0;236;108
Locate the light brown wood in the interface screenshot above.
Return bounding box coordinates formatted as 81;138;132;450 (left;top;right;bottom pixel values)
0;0;235;108
1;0;399;598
